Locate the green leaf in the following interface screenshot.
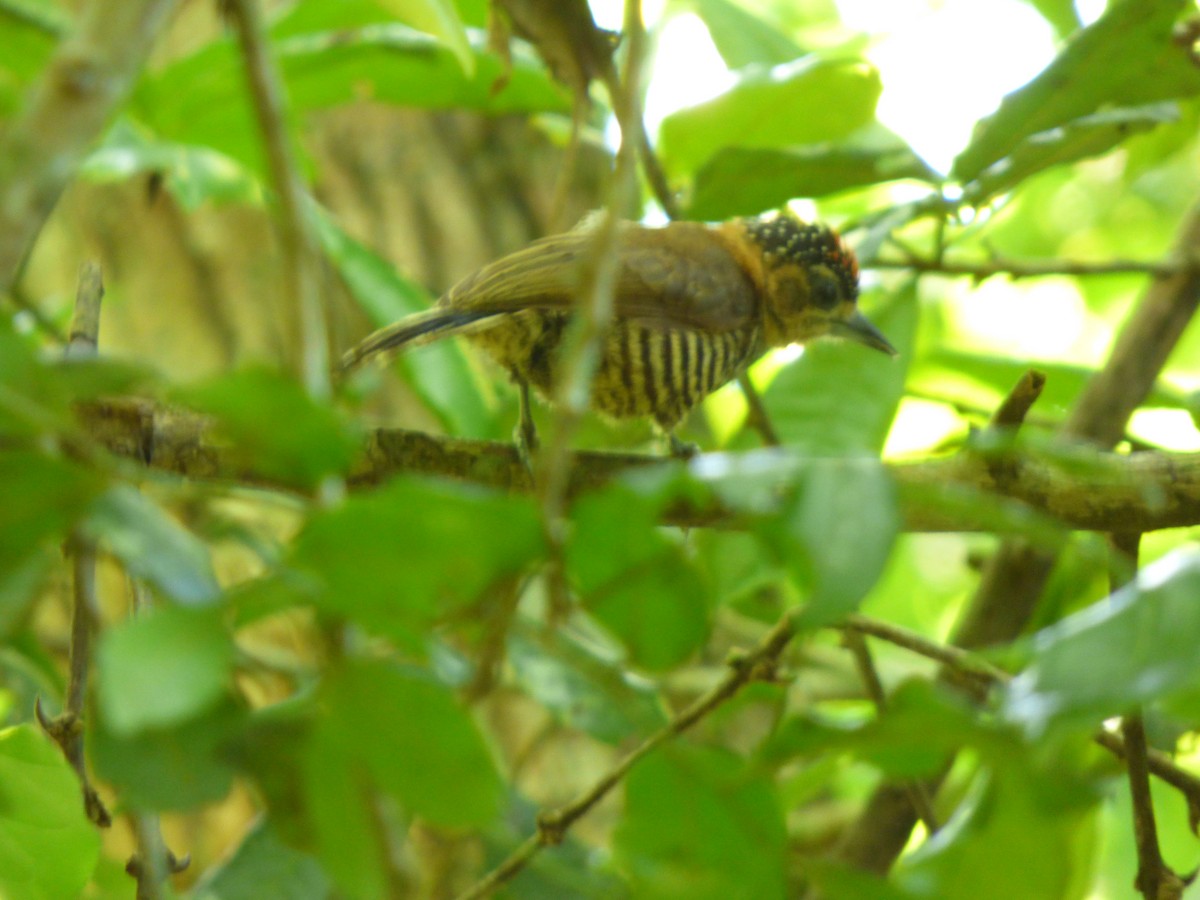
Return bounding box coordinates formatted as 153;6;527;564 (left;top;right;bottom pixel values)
0;450;102;604
97;606;234;735
177;367;359;490
688;126;938;219
688;0;803;69
508;631;668;743
1019;0;1082;39
658;56;881;176
136;21;567;174
965;103;1180;204
80;122;264;210
568;480;711;670
764;457;898;625
91;698;241;811
377;0;474;75
895;769;1088;900
614;745;787;900
303;724;385;900
310;207;493;437
290;477;543;650
1004;549;1200;735
953;0;1200;184
84;485;221;606
191;817;332;900
0;725;100;900
762;283;916;454
317;660;503;827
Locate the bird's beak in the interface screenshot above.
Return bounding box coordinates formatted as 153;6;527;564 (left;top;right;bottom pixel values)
833;311;897;357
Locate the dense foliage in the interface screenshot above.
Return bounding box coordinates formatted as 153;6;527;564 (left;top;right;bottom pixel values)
3;0;1200;897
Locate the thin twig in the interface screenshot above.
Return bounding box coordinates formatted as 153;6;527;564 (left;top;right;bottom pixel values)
35;261;110;827
228;0;330;400
455;609;800;900
865;254;1184;282
841;629;939;833
534;0;648;610
988;369;1046;430
738;373;780;446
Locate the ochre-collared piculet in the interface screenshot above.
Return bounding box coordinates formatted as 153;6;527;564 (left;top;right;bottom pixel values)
340;211;896;451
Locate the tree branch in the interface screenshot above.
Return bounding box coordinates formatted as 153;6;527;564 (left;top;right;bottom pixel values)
865;254;1184;283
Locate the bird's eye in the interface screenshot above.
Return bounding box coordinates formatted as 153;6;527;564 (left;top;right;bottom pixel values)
811;269;841;310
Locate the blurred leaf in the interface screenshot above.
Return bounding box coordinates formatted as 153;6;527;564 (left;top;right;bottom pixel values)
659;56;881;176
290;477;543;650
802;861;920;900
688;0;803;68
377;0;474;75
81;122;264;209
84;485;221;605
1004;549;1200;735
303;724;385;900
0;725;100;900
1019;0;1082;39
568;480;711;670
966;103;1180;204
688;126;938;219
136;21;567;174
953;0;1200;184
614;745;787;900
177;367;359;490
0;3;63;115
91;697;242;810
0;450;103;611
895;769;1088;899
763;283;916;454
191;817;332;900
765;457;898;625
97;606;234;735
310;207;493;436
318;660;503;827
508;631;668;743
910;347;1195;422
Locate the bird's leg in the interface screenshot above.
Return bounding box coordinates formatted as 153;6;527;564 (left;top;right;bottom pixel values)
667;432;699;459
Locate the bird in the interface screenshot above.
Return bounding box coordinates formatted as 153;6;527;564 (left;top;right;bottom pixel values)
340;211;896;454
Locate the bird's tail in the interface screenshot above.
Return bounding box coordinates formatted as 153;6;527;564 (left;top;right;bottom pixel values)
338;307;499;373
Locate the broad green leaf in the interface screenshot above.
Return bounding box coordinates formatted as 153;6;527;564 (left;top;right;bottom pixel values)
291;477;543;650
658;56;881;176
377;0;474;75
0;451;103;613
191;817;331;900
320;660;503;827
614;745;787;900
762;283;915;454
965;103;1181;204
97;606;234;735
310;207;493;437
176;367;359;490
0;726;100;900
0;4;63;115
763;457;898;626
568;481;711;670
84;485;221;606
91;698;242;810
304;725;384;900
81;123;264;210
688;126;938;220
1019;0;1082;39
895;769;1089;900
136;22;567;175
508;631;668;743
1004;549;1200;735
953;0;1200;184
688;0;803;69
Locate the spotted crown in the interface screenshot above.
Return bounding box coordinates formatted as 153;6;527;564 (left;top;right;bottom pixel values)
743;213;859;301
